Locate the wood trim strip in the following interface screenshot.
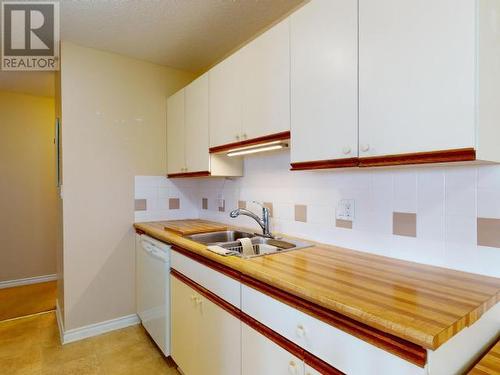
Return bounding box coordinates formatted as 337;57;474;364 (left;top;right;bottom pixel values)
240;274;427;368
167;171;211;178
240;313;306;361
303;350;346;375
290;158;359;171
172;268;345;374
359;148;476;167
171;268;241;319
209;131;290;154
171;245;241;281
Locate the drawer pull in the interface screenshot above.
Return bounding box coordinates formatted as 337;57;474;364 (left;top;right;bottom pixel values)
296;324;306;338
288;360;298;375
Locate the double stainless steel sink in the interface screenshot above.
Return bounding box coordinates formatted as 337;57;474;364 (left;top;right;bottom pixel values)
184;230;312;258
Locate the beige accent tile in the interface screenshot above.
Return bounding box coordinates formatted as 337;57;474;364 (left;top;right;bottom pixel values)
393;212;417;237
264;202;273;217
134;199;147;211
202;198;208;210
336;219;353;229
295;205;307;222
238;200;246;209
169;198;180;210
477;218;500;248
218;200;225;212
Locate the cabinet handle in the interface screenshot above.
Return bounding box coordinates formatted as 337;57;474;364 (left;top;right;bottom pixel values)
342;146;351;155
236;134;240;140
296;324;306;338
190;295;197;303
361;144;370;152
288;360;298;375
195;297;202;306
242;133;248;140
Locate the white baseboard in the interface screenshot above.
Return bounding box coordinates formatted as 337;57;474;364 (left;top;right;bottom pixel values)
55;299;65;345
61;313;140;344
0;274;57;289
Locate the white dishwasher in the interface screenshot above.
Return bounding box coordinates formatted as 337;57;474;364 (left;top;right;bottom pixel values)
136;234;171;356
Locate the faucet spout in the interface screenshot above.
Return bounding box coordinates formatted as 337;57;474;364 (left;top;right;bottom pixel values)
229;204;272;238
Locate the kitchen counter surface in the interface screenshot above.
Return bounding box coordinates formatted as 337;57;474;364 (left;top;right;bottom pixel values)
134;220;500;352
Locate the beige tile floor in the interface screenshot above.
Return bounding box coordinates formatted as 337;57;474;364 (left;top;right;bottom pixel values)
0;311;180;375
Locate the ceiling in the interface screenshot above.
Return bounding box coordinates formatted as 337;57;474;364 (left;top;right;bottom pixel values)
60;0;306;72
0;0;305;97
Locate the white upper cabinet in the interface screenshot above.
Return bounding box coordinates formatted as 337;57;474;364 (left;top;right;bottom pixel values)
185;73;210;172
168;73;242;177
358;0;476;158
209;18;291;149
240;18;291;141
166;89;185;174
209;50;243;148
290;0;358;165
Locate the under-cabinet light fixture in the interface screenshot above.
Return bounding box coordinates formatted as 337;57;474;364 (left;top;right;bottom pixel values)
227;143;287;157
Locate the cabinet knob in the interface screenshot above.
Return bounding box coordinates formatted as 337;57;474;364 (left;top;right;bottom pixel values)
242;133;248;140
288;361;298;375
342;146;351;155
295;324;306;338
236;134;240;140
190;295;197;303
361;144;370;152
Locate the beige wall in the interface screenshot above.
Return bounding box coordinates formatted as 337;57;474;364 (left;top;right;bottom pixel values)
0;91;57;282
60;42;196;330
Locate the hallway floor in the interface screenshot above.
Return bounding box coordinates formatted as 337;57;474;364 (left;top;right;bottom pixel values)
0;312;180;374
0;281;57;321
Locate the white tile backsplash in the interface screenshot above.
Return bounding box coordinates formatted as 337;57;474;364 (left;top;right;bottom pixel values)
134;176;199;222
138;152;500;278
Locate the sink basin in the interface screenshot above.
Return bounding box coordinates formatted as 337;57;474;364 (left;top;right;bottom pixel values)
184;230;312;258
184;230;255;245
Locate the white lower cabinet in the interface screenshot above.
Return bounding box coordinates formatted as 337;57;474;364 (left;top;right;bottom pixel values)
242;323;304;375
171;275;241;375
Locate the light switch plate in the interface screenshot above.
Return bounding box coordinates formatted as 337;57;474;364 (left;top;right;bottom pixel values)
336;199;355;221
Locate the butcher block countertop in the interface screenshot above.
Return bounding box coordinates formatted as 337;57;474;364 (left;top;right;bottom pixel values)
468;338;500;374
134;220;500;352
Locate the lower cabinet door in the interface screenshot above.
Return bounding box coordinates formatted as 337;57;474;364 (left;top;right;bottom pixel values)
171;274;241;375
304;364;321;375
171;276;200;375
198;294;241;375
242;323;304;375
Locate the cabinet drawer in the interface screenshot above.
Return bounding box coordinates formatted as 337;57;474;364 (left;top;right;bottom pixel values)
171;250;240;307
241;284;424;375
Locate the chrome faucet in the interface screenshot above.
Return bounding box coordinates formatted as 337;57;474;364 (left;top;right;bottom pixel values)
229;201;272;238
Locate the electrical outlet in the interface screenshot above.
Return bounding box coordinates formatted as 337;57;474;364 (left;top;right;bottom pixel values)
336;199;355;221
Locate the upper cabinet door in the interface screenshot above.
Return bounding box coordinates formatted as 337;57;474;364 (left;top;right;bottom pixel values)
291;0;358;163
185;73;209;173
358;0;476;158
209;50;243;148
167;89;186;174
290;0;358;165
240;18;291;140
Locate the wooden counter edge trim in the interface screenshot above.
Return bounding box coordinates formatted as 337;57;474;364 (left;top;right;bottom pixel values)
290;158;359;171
171;268;241;319
167;171;211;178
359;148;476;167
171;244;241;281
240;274;427;368
171;268;345;375
209;131;290;154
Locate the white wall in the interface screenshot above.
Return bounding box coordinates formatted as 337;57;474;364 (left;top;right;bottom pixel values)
60;42;196;330
192;150;500;278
